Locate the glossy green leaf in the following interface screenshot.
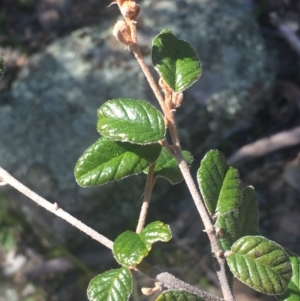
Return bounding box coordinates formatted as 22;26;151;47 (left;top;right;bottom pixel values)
87;267;132;301
0;55;4;80
140;221;172;249
144;148;193;184
155;290;205;301
113;221;171;267
197;150;242;215
113;231;148;267
236;186;259;239
277;251;300;301
75;137;161;187
152;29;201;92
97;99;165;144
227;236;292;295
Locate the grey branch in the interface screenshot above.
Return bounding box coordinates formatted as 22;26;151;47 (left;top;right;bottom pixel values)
152;269;224;301
0;166;113;250
227;126;300;165
270;12;300;57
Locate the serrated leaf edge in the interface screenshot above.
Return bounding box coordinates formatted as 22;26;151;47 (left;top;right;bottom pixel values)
75;138;161;187
87;267;132;301
228;236;292;295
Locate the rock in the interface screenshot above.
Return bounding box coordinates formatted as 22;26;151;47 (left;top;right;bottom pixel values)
0;48;28;91
0;0;273;246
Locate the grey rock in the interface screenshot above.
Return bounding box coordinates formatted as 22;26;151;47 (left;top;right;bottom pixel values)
0;0;273;246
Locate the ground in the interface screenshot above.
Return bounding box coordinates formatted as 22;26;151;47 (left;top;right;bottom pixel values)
0;1;300;301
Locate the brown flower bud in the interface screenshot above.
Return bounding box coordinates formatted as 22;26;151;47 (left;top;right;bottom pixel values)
113;20;133;47
120;0;140;20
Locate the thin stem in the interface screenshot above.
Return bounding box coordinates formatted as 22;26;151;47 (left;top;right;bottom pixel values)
124;18;169;118
177;159;234;301
126;17;138;44
0;166;113;250
131;44;170;118
168;110;181;149
166;119;234;300
136;163;156;233
164;139;233;294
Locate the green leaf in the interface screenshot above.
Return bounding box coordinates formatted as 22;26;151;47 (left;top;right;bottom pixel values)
144;148;193;184
215;186;259;252
113;221;171;267
236;186;259;239
87;267;132;301
197;150;242;215
227;236;292;295
140;221;172;249
75;137;161;187
155;290;205;301
277;251;300;301
152;29;201;92
97;99;165;144
0;55;4;80
113;231;148;267
215;210;239;252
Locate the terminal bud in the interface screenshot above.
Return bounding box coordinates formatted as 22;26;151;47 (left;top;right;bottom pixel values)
120;0;140;20
113;20;133;47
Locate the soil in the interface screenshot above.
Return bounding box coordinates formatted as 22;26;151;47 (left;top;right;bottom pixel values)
0;1;300;301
